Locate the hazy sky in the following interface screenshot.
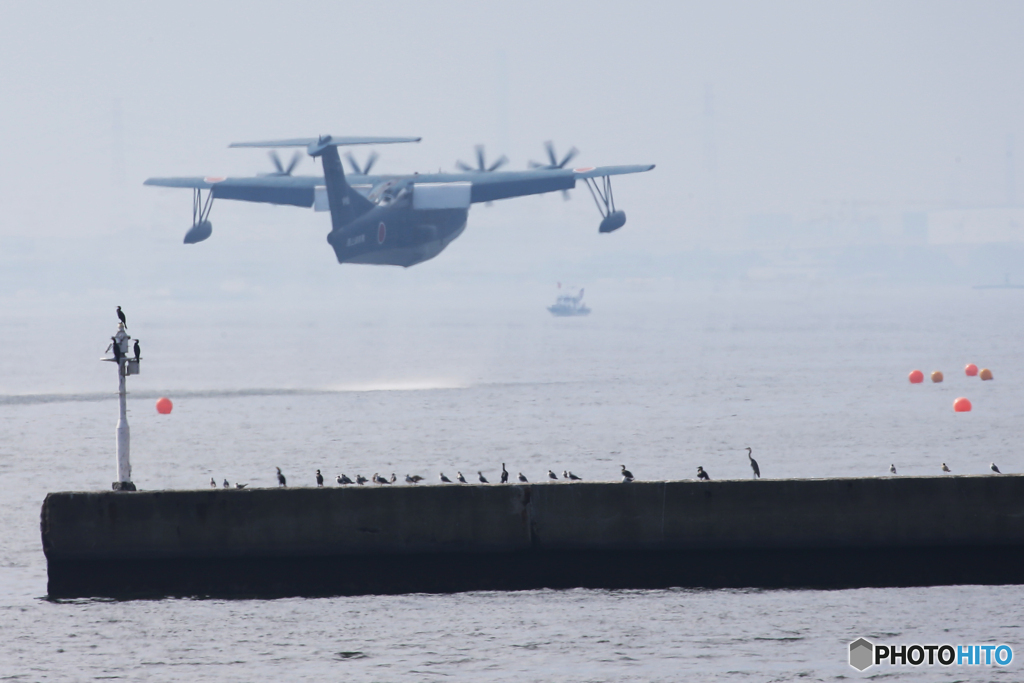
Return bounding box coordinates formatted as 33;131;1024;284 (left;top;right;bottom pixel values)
1;1;1022;296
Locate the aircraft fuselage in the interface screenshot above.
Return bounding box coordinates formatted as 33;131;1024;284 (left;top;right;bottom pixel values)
327;200;469;267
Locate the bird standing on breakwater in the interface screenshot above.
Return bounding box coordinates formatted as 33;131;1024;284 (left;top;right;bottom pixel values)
548;470;558;480
337;474;353;485
209;478;216;488
276;467;287;487
439;472;452;483
456;471;468;483
620;465;634;482
746;447;760;479
116;306;127;328
889;464;897;475
518;472;528;483
235;483;247;489
355;474;368;485
696;466;709;481
223;479;230;488
501;464;509;483
941;463;951;473
406;474;424;484
564;470;581;480
373;473;391;485
316;470;324;487
478;471;488;483
991;463;1002;474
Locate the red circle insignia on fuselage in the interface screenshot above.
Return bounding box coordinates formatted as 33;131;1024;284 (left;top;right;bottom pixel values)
378;222;386;244
203;176;227;184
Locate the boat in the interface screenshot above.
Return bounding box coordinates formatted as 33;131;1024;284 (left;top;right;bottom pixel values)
548;286;590;317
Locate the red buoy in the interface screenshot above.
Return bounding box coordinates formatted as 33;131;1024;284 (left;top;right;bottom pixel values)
953;397;972;412
908;369;924;384
156;397;173;414
965;363;978;377
979;368;993;381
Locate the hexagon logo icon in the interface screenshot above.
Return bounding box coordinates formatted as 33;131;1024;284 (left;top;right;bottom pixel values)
849;638;874;671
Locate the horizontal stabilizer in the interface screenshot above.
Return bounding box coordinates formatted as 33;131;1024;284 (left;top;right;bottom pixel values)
229;136;421;149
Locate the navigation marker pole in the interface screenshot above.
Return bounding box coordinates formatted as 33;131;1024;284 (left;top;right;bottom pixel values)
104;321;139;491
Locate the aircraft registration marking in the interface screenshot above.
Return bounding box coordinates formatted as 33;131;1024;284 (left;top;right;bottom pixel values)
346;234;365;247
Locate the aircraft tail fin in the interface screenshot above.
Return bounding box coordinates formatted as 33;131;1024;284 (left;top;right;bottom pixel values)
319;146;375;228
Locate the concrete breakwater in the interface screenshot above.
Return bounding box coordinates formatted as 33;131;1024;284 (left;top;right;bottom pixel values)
42;475;1024;598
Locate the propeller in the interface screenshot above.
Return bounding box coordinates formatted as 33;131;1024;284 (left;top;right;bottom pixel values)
345;151;379;176
456;145;508;173
529;141;579;199
267;150;301;176
529;141;578;170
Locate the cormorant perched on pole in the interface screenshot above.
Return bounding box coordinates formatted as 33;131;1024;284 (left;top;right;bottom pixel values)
116;306;127;328
315;469;324;487
478;471;489;483
620;465;634;482
941;463;951;473
991;462;1002;474
746;447;760;479
696;466;710;481
276;467;287;487
133;340;141;361
500;463;509;483
111;337;122;363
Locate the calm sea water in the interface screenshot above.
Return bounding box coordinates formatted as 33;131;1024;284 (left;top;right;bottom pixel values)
2;281;1023;680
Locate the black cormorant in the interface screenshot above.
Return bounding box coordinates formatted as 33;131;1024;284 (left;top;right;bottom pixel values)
747;447;760;479
620;465;634;482
316;469;324;487
500;463;509;483
276;467;287;487
991;462;1002;474
116;306;127;327
111;337;122;363
133;340;140;361
518;472;528;483
697;466;710;481
478;471;488;483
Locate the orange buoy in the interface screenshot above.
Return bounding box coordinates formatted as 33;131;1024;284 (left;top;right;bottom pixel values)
979;368;993;380
908;369;924;384
953;397;972;412
965;363;978;377
156;397;173;414
931;371;944;383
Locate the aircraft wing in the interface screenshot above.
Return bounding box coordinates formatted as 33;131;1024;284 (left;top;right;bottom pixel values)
143;164;655;207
